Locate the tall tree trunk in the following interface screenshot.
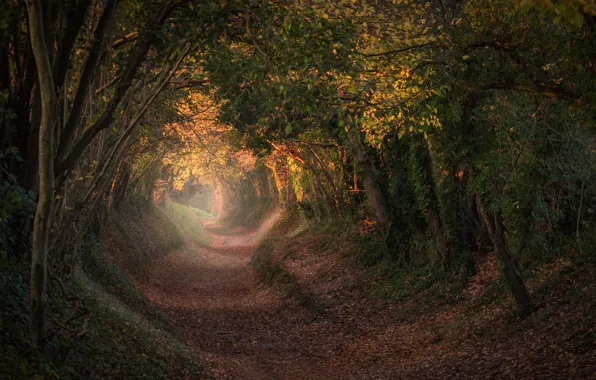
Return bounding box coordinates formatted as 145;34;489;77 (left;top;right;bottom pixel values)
309;147;343;216
26;0;57;347
410;137;447;261
0;36;10;140
440;165;477;275
477;198;533;318
432;94;483;278
58;0;119;161
54;0;91;90
21;86;41;190
286;160;297;205
108;162;131;211
345;123;390;228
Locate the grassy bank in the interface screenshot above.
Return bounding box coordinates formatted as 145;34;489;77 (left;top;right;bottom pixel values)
0;205;210;379
249;209;326;321
163;200;210;245
250;211;596;372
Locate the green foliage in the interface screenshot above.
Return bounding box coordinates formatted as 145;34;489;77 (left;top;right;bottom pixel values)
204;2;356;143
468;93;596;264
407;139;435;217
351;231;389;267
0;258;61;379
518;0;595;25
0;150;36;258
380;264;445;303
1;202;207;379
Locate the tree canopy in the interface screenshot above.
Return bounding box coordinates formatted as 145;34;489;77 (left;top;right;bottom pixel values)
0;0;595;356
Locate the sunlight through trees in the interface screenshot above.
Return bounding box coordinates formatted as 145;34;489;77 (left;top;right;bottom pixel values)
1;0;595;377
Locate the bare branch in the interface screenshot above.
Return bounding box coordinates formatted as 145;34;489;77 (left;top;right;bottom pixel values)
479;82;579;101
355;42;435;58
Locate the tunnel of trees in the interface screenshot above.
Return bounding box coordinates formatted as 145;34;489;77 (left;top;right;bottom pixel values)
1;0;595;378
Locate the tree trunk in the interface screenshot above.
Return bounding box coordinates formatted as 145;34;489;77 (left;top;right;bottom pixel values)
108;162;131;211
58;0;119;161
214;180;225;219
411;138;447;261
441;165;477;276
54;0;91;91
309;147;343;216
286;160;297;205
345;123;390;227
477;198;533;318
26;0;57;347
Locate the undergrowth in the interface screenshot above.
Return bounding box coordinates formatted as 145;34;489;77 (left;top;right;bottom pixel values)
250;212;326;321
252;208;596;328
59;267;207;379
0;205;210;379
0;258;60;379
78;234;164;324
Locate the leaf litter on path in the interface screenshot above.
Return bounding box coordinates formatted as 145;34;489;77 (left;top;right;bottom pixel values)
135;216;596;380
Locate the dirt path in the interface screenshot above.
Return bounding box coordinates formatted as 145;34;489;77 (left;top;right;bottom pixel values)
136;215;596;380
139;220;352;380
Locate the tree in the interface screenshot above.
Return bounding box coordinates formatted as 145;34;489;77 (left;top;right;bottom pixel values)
25;0;57;347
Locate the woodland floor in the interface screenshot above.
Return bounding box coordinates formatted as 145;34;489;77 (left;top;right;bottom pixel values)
135;214;596;380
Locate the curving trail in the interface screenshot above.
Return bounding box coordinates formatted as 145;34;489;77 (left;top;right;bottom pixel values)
136;212;596;380
138;218;351;380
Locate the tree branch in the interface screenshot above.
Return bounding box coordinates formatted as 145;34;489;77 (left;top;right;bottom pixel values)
58;0;120;161
56;0;190;176
80;44;191;205
355;42;435;58
288;138;338;148
169;79;210;88
112;32;138;49
479;82;578;100
55;0;91;90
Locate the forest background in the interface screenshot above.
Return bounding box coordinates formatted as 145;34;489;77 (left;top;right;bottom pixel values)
1;0;595;377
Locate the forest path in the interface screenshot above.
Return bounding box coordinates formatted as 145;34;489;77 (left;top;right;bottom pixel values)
135;211;596;380
138;217;352;380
